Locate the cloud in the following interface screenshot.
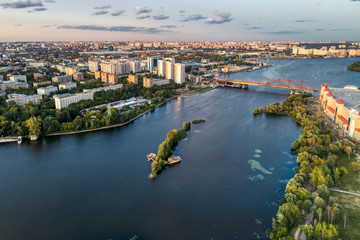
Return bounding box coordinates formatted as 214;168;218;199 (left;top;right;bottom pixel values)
246;26;263;30
14;24;22;27
33;7;46;11
160;25;177;29
44;0;55;2
41;24;51;28
179;10;185;14
92;10;108;15
57;25;169;34
94;4;111;10
135;6;151;14
262;30;306;35
0;0;43;8
111;10;125;16
136;14;150;19
205;11;233;24
153;14;169;20
180;13;206;22
330;28;352;31
295;19;317;23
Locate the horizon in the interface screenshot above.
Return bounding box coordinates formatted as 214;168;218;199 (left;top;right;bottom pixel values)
1;0;360;42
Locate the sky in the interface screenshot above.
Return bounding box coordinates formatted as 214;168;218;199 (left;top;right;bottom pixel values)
0;0;360;42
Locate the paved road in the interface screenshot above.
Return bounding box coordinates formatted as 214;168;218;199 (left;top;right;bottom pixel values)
329;188;360;197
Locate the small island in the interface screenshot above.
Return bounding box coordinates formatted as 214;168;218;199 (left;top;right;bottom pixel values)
192;119;206;124
347;61;360;72
149;121;191;177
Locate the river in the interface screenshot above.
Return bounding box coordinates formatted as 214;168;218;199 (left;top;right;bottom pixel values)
0;58;359;240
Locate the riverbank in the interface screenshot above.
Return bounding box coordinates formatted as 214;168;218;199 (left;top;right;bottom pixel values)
180;86;215;97
46;96;177;137
262;94;352;239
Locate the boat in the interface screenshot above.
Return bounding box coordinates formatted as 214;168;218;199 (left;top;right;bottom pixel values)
147;153;157;162
167;156;182;164
17;136;22;144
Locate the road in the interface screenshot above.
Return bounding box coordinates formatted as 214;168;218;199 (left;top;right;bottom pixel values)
329;188;360;197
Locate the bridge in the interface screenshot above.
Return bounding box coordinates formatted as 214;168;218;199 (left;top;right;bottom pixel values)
216;78;319;93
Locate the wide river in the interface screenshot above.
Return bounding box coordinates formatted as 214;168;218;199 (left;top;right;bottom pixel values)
0;58;359;240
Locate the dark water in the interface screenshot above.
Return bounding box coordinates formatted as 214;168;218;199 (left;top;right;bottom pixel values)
0;58;359;240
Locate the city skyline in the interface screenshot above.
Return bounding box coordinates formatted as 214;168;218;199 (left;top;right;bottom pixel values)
1;0;360;42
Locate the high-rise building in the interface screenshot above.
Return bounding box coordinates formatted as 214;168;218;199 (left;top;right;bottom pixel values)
157;60;165;77
88;60;99;72
174;63;185;84
165;61;174;80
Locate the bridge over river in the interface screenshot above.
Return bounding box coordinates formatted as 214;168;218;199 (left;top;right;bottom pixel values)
216;78;319;93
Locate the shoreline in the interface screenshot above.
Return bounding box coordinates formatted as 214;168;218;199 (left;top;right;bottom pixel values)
46;96;176;137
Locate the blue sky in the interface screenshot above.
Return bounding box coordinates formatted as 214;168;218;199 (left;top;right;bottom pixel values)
0;0;360;41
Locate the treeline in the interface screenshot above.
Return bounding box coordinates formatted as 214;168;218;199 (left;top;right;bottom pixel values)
0;81;184;137
347;61;360;72
255;94;353;240
151;122;191;177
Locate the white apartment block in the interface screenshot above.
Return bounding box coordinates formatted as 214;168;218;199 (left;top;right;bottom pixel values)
165;61;174;80
59;82;77;90
53;92;94;109
37;85;58;96
174;63;185;84
10;75;27;82
6;94;42;106
88;60;99;72
158;60;165;77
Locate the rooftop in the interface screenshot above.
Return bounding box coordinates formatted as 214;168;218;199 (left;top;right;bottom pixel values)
329;87;360;112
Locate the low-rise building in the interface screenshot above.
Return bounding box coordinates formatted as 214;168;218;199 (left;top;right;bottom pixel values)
53;92;94;109
320;84;360;140
10;75;27;82
37;85;58;96
15;82;29;89
143;77;170;88
73;72;84;81
0;81;16;91
83;84;123;93
6;94;42;106
128;74;138;85
52;75;72;84
59;82;77;90
33;81;52;88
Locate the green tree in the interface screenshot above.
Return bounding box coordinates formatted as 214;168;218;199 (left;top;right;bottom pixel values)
25;116;42;137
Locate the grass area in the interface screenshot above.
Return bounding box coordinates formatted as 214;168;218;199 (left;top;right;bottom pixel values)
188;86;213;94
336;153;360;193
331;192;360;240
332;151;360;239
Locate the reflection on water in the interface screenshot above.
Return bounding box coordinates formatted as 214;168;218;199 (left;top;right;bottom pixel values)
0;58;357;240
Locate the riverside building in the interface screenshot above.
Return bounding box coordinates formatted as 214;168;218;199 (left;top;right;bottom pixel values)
53;92;94;109
320;84;360;140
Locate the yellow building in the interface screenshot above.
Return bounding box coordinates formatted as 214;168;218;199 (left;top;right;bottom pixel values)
128;74;138;85
320;84;360;140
